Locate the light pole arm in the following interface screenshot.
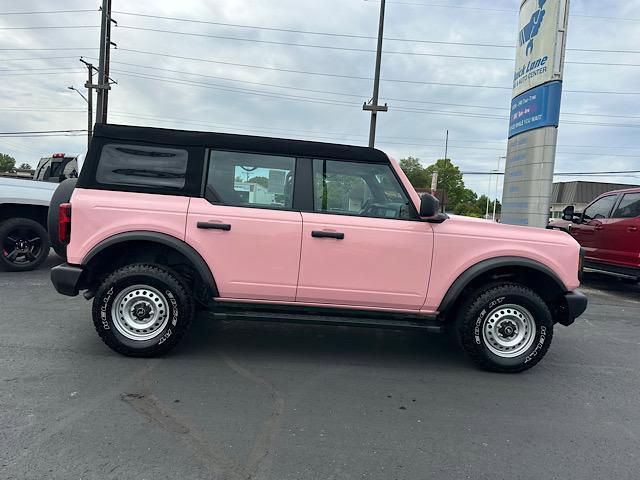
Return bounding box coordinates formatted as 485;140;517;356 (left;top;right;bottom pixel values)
68;86;88;104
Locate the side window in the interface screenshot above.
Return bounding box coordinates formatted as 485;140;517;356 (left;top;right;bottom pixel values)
96;144;188;189
62;159;78;179
583;195;617;220
206;150;295;209
312;159;413;219
612;193;640;219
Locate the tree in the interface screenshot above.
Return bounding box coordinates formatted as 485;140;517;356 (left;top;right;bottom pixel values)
425;159;478;212
19;163;32;170
0;153;16;173
399;157;430;188
475;195;501;218
248;176;269;188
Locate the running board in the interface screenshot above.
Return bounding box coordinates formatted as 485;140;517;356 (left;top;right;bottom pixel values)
209;309;443;333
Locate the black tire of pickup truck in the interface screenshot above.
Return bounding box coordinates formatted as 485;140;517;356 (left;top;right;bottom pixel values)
47;178;77;259
454;283;554;373
92;264;194;357
0;217;50;271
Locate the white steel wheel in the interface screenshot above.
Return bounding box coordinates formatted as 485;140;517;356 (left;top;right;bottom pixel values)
482;303;537;358
111;284;170;341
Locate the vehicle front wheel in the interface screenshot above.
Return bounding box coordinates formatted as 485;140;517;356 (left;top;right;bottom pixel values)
454;283;553;373
92;264;194;357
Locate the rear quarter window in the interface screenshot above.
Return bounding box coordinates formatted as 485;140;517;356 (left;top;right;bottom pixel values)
96;144;188;189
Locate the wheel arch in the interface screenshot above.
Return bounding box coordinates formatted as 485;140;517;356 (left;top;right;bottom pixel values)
0;203;49;227
82;231;218;298
438;256;568;315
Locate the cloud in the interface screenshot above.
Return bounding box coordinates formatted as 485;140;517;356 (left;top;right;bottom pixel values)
0;0;638;196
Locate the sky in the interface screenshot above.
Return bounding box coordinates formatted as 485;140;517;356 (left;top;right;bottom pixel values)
0;0;639;199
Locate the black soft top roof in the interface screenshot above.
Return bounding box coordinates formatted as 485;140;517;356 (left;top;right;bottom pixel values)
93;123;389;163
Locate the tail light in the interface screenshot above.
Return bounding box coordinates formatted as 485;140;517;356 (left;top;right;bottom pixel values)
59;203;72;244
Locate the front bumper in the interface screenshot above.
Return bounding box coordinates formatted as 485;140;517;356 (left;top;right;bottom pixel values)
558;290;588;326
51;262;84;297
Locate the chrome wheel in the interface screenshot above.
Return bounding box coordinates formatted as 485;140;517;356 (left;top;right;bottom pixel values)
482;304;536;358
111;285;170;341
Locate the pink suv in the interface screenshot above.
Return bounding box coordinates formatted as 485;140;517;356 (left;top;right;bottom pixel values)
50;124;586;372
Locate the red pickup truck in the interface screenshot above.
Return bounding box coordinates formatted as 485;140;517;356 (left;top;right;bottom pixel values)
556;187;640;280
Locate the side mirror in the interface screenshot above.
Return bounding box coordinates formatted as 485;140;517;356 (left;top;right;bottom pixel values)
420;194;439;217
562;205;575;221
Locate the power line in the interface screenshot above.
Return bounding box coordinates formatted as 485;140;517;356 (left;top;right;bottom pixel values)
99;58;640;120
0;70;85;76
115;24;640;67
116;48;640;94
113;9;640;54
0;47;98;51
0;55;83;61
0;129;87;135
117;25;516;61
0;25;99;30
0;9;95;15
0;133;86;138
364;0;640;22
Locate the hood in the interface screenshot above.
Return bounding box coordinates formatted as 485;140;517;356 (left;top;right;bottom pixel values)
443;214;576;247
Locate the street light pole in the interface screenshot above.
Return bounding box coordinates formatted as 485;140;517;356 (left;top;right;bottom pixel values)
492;156;506;221
67;85;91;150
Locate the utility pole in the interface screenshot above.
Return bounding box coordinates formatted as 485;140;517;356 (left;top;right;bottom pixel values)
363;0;388;147
440;129;449;213
95;0;116;124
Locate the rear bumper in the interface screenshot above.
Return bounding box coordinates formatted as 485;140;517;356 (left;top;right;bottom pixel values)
558;290;588;326
51;262;84;297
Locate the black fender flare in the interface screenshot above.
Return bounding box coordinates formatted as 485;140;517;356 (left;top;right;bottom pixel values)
437;256;567;313
82;231;219;296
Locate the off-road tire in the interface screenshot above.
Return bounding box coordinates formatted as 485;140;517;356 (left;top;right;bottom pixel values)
92;264;194;357
454;283;553;373
0;218;50;272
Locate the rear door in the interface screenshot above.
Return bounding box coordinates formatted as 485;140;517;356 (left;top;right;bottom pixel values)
186;150;302;302
601;192;640;268
571;194;618;262
296;158;433;310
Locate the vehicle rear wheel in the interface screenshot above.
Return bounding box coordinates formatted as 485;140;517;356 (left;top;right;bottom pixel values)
92;264;194;357
0;218;50;272
454;283;553;373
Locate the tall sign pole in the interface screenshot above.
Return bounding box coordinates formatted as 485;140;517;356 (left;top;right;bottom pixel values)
500;0;570;228
363;0;388;147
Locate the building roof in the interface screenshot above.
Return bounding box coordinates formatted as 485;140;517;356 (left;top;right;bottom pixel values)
551;181;640;205
93;123;389;163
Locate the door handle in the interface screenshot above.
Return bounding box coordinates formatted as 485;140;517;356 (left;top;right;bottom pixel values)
311;230;344;240
628;226;638;232
594;225;604;231
197;222;231;231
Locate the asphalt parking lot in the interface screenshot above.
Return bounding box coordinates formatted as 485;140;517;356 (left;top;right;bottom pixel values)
1;255;639;480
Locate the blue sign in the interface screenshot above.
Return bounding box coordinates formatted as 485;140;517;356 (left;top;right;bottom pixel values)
508;81;562;138
519;0;547;57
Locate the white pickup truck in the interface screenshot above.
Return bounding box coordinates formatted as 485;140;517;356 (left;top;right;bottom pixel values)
0;155;82;271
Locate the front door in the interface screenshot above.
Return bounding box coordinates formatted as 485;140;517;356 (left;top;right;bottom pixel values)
571;194;618;263
602;192;640;268
297;159;433;310
186;150;302;301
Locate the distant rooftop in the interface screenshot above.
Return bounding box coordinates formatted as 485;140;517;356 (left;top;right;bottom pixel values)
551;181;639;205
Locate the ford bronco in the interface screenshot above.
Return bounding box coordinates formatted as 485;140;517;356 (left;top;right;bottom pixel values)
50;124;587;372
